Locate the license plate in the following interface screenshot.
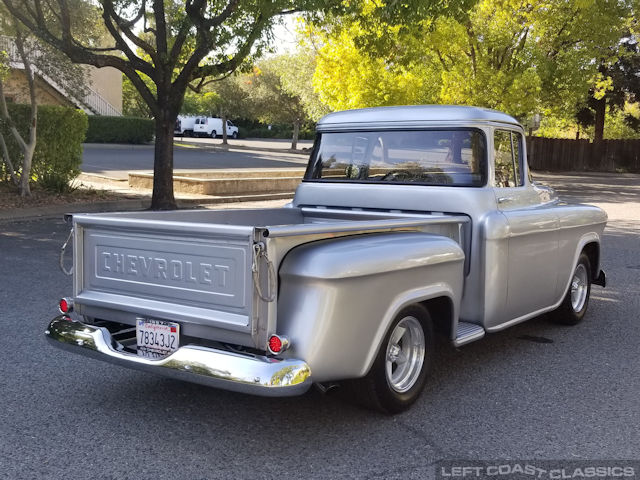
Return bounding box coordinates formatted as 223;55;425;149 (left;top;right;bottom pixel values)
136;319;180;358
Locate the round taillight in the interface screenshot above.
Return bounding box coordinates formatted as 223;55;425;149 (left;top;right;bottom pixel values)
268;335;282;354
267;334;290;355
58;298;73;314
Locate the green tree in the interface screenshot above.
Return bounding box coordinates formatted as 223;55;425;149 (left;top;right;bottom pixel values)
274;48;329;122
247;58;308;149
122;73;153;118
180;76;249;144
181;89;220;116
312;0;632;121
313;25;433;111
0;8;88;196
575;33;640;142
4;0;334;209
211;76;251;144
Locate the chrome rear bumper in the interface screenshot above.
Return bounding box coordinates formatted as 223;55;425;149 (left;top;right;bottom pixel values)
45;316;312;397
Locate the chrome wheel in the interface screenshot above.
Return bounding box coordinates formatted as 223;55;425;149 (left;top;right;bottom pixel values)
385;316;425;393
571;263;589;312
550;252;592;326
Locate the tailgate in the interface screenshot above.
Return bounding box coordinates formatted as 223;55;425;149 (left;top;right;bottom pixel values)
72;215;259;339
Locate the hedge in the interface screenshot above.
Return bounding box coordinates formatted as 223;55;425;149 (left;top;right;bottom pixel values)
0;103;88;191
85;115;154;144
232;118;315;140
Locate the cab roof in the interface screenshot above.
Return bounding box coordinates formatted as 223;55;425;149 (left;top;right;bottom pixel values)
316;105;521;131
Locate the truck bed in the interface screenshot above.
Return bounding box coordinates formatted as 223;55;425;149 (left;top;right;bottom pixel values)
70;206;470;350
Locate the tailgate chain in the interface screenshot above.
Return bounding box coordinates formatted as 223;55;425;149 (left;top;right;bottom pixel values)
59;227;74;276
252;242;276;302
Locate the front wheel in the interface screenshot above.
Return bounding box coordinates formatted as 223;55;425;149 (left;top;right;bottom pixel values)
551;252;592;325
351;304;434;413
231;131;238;139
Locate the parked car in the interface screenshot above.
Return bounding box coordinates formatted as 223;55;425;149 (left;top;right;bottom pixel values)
47;105;606;413
193;117;239;139
174;115;196;137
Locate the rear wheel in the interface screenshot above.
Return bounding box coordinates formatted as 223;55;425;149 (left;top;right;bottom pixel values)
210;130;217;139
350;304;434;413
551;252;592;325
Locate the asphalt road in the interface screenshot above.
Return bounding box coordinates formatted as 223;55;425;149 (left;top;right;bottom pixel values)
0;173;638;479
82;143;309;180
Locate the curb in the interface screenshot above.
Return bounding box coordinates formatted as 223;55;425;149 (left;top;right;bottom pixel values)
0;192;294;223
83;143;155;150
174;139;311;156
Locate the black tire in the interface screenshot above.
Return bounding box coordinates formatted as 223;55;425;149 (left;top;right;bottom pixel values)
232;131;238;139
550;252;592;325
348;304;434;414
210;130;217;139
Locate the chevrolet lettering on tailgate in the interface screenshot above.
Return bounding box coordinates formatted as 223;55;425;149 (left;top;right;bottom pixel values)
98;249;231;290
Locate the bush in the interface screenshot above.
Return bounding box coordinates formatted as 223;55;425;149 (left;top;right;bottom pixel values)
85;115;154;144
0;104;88;192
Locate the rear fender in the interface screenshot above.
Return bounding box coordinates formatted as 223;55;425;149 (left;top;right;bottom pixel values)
276;232;464;382
362;286;458;377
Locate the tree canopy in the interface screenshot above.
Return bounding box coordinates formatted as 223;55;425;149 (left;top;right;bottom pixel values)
312;0;635;123
3;0;336;208
0;4;90;196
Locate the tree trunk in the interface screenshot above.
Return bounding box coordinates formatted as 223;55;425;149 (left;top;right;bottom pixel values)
151;110;178;210
20;144;35;197
291;120;300;150
0;121;19;186
593;97;606;144
4;28;37;197
221;112;228;145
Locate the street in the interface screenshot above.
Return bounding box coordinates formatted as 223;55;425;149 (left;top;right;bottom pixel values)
82;142;310;180
0;173;639;479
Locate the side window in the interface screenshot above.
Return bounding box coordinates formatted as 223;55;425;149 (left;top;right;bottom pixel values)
511;132;523;186
494;130;523;188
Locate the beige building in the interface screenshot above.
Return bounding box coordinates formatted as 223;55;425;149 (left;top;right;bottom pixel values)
0;35;122;116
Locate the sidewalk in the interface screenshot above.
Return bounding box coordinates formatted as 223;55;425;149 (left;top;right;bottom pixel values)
0;171;293;223
0;192;292;223
173;137;314;155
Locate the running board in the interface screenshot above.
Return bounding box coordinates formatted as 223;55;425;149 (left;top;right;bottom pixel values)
454;321;485;347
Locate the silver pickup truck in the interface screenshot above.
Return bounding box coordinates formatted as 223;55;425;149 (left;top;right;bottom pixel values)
47;105;607;413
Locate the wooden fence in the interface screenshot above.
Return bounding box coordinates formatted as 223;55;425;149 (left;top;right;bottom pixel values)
526;137;640;173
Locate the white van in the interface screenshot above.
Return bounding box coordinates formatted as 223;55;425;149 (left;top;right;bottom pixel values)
174;115;197;137
193;117;239;139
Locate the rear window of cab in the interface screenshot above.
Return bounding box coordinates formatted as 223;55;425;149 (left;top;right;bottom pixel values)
305;129;487;187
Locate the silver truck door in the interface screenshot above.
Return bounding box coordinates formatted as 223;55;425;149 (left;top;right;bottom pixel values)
493;129;559;321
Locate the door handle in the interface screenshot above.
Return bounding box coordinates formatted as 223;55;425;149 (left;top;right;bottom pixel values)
497;197;511;204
